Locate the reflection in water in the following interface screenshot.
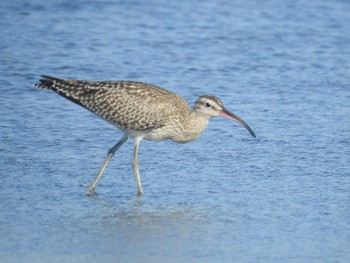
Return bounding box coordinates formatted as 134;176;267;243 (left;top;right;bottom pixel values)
83;195;214;261
96;194;206;229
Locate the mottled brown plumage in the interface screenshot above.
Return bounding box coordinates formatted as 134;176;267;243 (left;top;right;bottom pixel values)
35;75;255;195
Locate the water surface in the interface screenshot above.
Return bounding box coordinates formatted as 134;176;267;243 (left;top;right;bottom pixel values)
1;0;349;262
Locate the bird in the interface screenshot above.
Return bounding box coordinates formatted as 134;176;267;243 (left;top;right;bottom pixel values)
35;75;256;196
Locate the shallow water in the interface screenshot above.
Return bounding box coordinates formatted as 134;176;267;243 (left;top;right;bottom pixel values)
1;0;350;262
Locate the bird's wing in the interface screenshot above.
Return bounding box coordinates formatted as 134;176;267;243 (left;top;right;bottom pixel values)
35;76;189;131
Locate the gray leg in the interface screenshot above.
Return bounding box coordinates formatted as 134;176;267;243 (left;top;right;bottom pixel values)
86;134;128;196
132;136;143;195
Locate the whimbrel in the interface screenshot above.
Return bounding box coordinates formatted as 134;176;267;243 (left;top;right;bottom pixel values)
35;75;255;195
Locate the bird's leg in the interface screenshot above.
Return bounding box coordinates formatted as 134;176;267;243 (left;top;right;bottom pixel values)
132;137;143;195
85;134;128;196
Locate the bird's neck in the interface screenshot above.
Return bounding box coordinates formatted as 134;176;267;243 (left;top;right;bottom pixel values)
172;111;210;143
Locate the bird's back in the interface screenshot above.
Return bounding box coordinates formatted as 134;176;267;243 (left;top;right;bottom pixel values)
35;76;190;132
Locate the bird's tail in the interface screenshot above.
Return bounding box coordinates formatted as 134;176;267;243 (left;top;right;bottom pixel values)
34;75;97;110
34;75;63;90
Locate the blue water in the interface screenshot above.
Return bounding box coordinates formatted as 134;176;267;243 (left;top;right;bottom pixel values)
1;0;350;262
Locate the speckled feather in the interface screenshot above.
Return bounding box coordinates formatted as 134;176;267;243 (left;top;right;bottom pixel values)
36;75;190;133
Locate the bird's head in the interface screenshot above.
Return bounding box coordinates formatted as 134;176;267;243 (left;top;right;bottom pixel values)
194;95;256;138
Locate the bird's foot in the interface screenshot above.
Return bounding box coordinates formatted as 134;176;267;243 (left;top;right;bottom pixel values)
85;187;96;196
81;184;97;196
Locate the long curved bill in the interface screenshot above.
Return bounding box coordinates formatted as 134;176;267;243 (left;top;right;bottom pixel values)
220;107;256;138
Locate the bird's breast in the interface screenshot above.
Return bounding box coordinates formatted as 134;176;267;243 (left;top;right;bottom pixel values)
139;123;189;142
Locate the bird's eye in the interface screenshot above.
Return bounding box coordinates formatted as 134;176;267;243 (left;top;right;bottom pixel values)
205;102;211;107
